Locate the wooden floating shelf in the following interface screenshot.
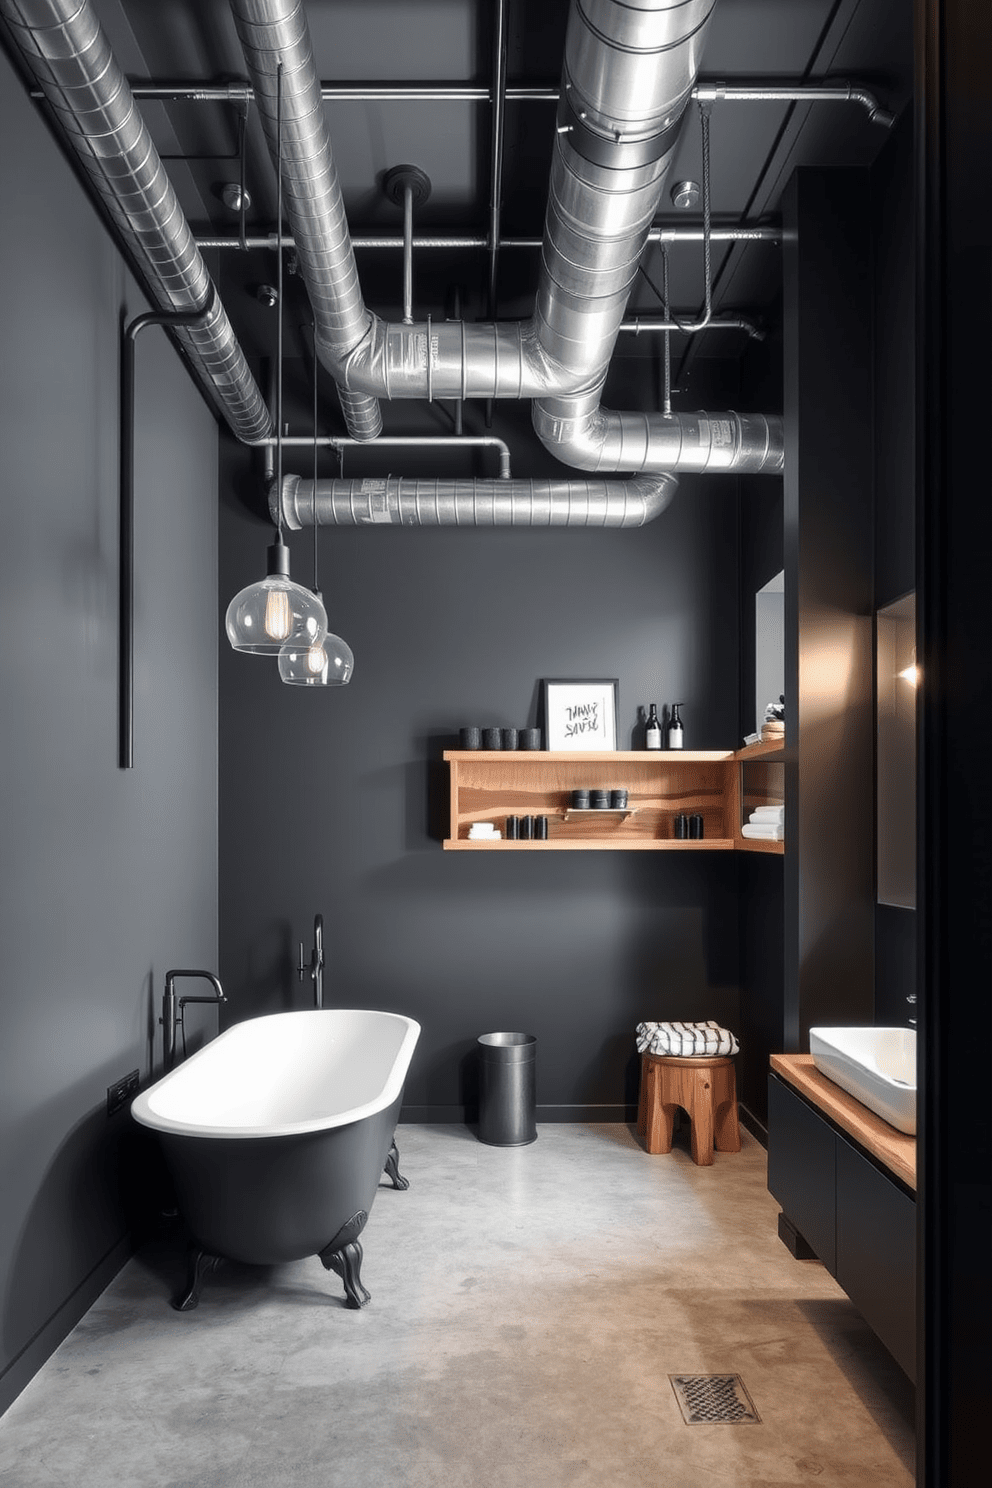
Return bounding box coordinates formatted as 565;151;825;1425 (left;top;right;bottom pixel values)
738;738;786;761
442;748;785;853
738;835;785;855
446;837;735;851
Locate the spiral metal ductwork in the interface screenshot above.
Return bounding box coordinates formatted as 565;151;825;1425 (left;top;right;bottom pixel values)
275;472;678;529
532;403;783;474
531;0;782;474
229;0;382;441
0;0;271;444
230;0;782;480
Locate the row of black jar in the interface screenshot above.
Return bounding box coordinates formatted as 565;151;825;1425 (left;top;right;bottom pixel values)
505;815;549;839
570;788;628;809
460;727;542;750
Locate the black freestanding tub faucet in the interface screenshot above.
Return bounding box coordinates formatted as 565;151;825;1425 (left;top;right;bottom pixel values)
298;913;325;1008
161;969;227;1072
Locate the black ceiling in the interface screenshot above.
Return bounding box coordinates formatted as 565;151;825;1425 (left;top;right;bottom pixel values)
5;0;914;378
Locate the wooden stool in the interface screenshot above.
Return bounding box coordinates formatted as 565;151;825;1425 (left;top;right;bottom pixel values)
637;1053;741;1166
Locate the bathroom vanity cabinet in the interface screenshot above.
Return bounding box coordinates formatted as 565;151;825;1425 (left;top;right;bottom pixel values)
767;1058;916;1380
442;744;785;851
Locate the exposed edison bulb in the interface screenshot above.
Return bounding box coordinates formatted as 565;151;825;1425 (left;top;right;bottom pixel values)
263;587;293;642
278;629;353;687
307;642;327;675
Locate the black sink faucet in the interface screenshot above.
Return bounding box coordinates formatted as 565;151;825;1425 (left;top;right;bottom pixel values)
298;914;325;1009
162;969;227;1072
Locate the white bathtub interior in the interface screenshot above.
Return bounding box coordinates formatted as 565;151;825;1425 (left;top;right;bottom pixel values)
131;1009;420;1138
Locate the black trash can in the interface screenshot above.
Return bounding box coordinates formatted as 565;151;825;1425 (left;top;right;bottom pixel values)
477;1032;537;1146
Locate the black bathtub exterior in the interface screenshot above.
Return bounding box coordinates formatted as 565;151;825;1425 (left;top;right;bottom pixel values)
159;1093;402;1263
157;1093;404;1307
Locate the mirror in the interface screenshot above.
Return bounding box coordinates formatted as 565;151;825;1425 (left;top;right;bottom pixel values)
876;592;916;908
755;570;785;735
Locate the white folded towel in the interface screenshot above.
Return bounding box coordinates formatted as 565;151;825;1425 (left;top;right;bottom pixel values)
750;804;784;819
636;1020;740;1057
741;823;783;840
468;822;501;839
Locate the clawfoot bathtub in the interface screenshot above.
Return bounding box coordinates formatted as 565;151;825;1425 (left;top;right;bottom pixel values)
131;1009;420;1310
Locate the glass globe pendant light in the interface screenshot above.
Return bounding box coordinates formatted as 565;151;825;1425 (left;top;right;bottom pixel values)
225;61;327;657
279;332;354;687
278;622;354;687
225;538;327;655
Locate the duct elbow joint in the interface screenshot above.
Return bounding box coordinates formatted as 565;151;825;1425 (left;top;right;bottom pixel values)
631;474;680;522
532;400;611;472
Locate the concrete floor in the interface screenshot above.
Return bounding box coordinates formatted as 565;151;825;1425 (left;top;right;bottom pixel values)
0;1124;915;1487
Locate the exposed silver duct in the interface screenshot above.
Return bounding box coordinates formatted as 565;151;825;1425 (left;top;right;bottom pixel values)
531;0;784;473
0;0;271;443
231;0;782;482
229;0;382;441
324;0;724;409
275;472;677;529
531;404;782;474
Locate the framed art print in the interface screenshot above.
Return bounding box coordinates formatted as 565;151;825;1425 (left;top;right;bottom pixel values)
541;678;619;751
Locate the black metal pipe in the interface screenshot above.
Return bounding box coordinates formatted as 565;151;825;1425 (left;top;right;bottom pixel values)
487;0;509;320
120;301;215;769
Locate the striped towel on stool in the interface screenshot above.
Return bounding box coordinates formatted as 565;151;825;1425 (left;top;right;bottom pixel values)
636;1020;740;1057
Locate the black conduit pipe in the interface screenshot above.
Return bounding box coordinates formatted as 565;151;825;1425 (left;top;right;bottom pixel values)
120;300;216;769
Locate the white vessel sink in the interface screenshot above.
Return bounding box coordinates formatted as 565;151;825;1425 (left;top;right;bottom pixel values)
809;1026;917;1135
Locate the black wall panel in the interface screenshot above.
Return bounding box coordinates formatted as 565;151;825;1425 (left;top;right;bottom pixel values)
782;168;875;1049
873;111;917;615
872;111;917;1035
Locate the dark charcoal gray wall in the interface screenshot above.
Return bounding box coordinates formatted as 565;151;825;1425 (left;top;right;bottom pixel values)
217;369;743;1121
0;56;219;1413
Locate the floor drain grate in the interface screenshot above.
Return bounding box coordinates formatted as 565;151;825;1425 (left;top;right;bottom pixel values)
669;1374;761;1424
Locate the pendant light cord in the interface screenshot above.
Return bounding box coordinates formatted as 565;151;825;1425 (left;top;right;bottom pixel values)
312;324;319;593
275;60;285;546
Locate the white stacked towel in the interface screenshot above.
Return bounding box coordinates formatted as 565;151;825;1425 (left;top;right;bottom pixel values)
468;822;501;840
636;1020;740;1057
742;802;784;841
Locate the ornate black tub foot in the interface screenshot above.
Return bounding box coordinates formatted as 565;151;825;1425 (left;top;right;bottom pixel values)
173;1245;223;1311
319;1210;370;1308
384;1139;410;1190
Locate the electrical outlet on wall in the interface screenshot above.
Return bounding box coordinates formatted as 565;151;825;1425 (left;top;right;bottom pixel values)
107;1070;139;1118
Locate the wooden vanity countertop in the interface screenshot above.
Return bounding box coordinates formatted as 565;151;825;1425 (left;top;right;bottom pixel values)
770;1053;917;1192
